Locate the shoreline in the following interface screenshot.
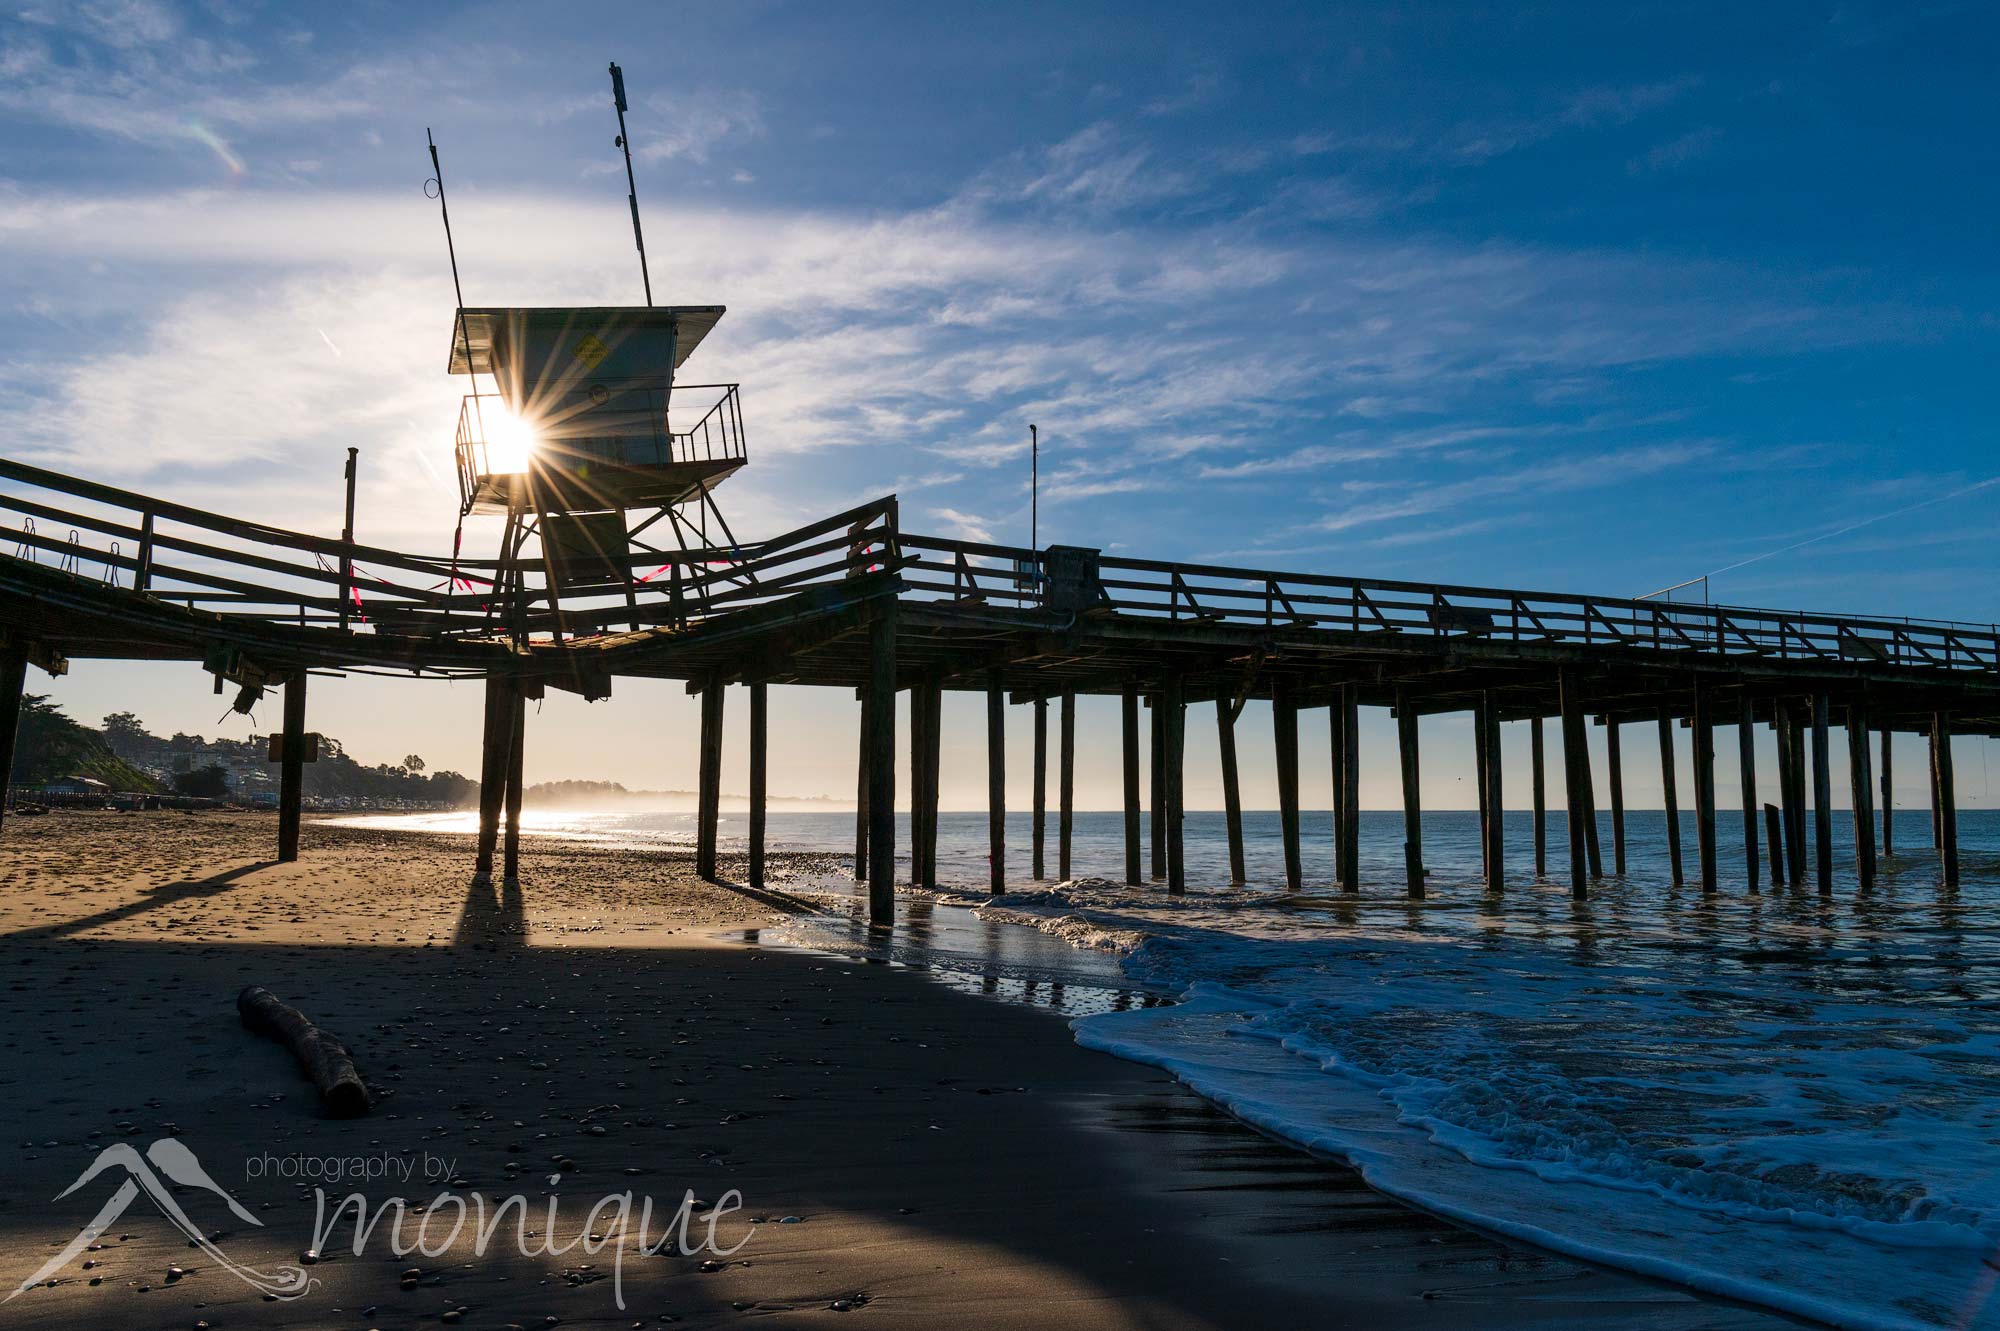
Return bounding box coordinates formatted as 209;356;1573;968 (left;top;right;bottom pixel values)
0;811;1800;1329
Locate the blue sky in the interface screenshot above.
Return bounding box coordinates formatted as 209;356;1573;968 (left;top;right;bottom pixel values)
2;1;1995;811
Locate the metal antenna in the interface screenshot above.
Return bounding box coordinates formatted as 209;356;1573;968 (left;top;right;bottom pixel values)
424;129;466;313
609;62;654;306
1030;423;1039;552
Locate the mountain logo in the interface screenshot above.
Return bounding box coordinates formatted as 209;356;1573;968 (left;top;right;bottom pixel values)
7;1139;314;1302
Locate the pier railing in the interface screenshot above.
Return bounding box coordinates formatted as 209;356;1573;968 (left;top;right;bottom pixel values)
899;535;2000;674
0;457;898;651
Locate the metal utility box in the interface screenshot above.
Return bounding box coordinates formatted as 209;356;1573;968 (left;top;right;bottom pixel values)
449;306;744;517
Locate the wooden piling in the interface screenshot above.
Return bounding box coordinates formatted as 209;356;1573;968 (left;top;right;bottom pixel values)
1933;711;1959;886
1060;689;1076;881
1483;691;1504;891
1879;726;1894;858
907;683;928;889
865;605;897;921
1276;681;1304;892
1122;688;1142;886
1581;737;1604;882
1929;726;1943;850
1338;684;1361;894
1150;697;1167;881
1032;696;1047;881
1219;700;1246;885
1531;717;1547;877
1847;702;1875;890
919;673;943;889
1657;709;1684;888
854;693;870;883
1396;687;1423;898
1164;674;1186;894
1811;693;1833;896
1785;708;1808;885
1693;685;1717;892
987;672;1005;896
1764;803;1785;887
696;677;724;881
1738;697;1759;890
473;676;510;881
1559;672;1589;900
277;671;307;863
0;650;25;838
748;682;767;890
1474;698;1492;882
502;690;524;883
1808;695;1832;891
1606;718;1626;876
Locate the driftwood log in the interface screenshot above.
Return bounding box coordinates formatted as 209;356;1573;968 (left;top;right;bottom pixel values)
237;986;371;1118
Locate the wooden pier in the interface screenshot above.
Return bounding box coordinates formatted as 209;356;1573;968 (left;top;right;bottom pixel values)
0;454;1993;909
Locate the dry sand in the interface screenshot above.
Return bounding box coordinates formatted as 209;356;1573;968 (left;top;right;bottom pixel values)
0;811;1800;1330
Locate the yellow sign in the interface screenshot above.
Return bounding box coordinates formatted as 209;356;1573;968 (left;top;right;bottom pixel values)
572;334;610;369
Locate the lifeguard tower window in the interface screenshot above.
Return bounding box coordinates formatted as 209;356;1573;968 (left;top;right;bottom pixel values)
449;306;744;517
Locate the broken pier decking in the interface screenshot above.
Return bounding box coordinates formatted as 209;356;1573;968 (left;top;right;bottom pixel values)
0;455;1993;909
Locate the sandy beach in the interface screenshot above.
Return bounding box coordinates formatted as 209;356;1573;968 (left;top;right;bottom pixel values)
0;811;1799;1330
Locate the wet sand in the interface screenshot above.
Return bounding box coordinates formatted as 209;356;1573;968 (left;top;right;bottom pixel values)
0;811;1800;1329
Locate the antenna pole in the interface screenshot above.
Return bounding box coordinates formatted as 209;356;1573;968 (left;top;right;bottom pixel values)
1030;423;1039;552
609;62;654;306
425;130;466;312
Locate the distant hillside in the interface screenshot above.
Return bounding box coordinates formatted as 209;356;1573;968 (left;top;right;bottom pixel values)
11;696;158;792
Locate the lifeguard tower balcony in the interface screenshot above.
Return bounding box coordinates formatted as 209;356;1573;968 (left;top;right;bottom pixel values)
449;306;745;518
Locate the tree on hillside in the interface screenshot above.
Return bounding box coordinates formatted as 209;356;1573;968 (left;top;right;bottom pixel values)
171;765;230;799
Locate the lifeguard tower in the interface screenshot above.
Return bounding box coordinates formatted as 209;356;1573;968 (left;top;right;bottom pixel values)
448;304;748;640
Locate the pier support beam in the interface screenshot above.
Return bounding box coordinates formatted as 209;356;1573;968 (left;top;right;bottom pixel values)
473;676;511;882
1811;693;1833;897
1933;711;1959;887
987;672;1006;896
1060;689;1076;881
1606;718;1626;877
1219;700;1246;885
1930;727;1943;850
0;650;24;837
748;682;767;890
1738;697;1759;890
1338;685;1361;894
1879;726;1894;858
1532;718;1547;877
1150;697;1166;881
1559;672;1590;900
854;693;870;883
1848;703;1876;891
502;690;524;884
1482;692;1504;891
696;677;724;882
1164;675;1186;894
277;671;307;864
1396;687;1423;898
1693;685;1717;892
1031;697;1047;881
1764;804;1785;887
1474;698;1492;882
918;673;943;889
1658;708;1683;889
865;605;897;921
1276;681;1304;892
1582;736;1604;881
1783;707;1808;886
1122;689;1142;886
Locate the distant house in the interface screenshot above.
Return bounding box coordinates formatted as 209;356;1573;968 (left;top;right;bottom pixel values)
39;776;109;796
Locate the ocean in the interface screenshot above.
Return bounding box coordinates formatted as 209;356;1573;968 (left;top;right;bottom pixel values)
347;804;2000;1331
